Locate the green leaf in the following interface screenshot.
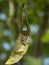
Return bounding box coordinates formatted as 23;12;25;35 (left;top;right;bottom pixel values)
41;30;49;43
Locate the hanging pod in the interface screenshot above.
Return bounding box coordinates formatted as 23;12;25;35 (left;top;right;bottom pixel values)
5;1;30;65
5;22;30;64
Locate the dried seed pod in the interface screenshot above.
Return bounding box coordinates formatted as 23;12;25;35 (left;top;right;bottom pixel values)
5;33;29;65
5;0;30;64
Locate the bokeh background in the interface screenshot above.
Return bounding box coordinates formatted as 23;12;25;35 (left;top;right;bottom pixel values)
0;0;49;65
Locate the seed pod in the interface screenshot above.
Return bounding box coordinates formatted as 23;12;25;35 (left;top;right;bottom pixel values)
5;33;29;65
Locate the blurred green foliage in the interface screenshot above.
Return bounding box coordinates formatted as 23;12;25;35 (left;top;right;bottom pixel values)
0;0;49;65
